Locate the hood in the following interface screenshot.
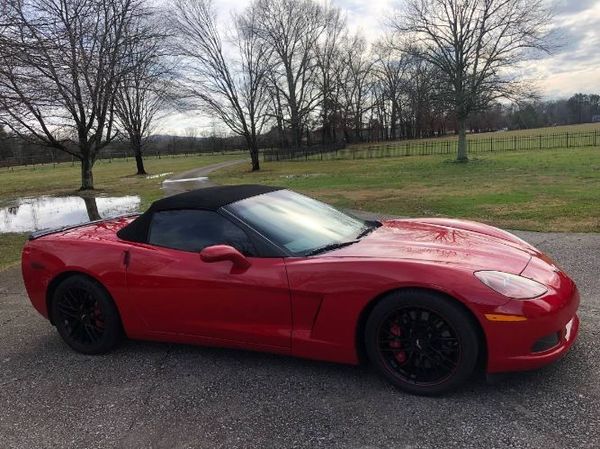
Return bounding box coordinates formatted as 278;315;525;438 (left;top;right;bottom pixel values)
326;218;536;274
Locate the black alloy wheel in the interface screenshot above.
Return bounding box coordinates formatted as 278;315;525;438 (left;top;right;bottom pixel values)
365;289;479;395
51;275;123;354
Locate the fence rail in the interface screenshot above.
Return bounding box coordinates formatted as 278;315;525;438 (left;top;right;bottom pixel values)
263;130;600;162
0;149;246;170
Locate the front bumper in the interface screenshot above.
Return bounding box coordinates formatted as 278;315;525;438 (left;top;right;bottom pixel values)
484;268;580;374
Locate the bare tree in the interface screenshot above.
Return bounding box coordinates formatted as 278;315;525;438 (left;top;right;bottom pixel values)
0;0;146;189
251;0;334;148
372;39;408;141
314;8;345;144
184;127;200;152
393;0;552;161
402;53;444;138
169;0;271;171
114;16;169;175
338;34;374;142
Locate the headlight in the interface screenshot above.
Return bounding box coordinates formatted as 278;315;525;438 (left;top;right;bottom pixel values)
474;271;547;299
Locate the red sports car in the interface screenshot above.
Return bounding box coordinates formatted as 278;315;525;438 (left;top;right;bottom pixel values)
22;185;580;395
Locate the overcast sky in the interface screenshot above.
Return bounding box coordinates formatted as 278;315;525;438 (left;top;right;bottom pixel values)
162;0;600;134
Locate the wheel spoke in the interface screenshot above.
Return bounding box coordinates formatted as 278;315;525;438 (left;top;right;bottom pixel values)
379;337;411;344
57;286;105;347
83;324;97;343
378;306;460;385
427;348;456;370
58;305;79;319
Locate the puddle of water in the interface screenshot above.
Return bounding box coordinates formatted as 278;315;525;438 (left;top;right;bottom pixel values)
161;176;211;196
0;196;140;233
162;176;209;183
146;172;173;180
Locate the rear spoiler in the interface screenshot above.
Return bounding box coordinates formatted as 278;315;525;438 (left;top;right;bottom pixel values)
28;213;139;241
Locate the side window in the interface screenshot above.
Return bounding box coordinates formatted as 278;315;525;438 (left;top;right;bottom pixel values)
148;210;255;255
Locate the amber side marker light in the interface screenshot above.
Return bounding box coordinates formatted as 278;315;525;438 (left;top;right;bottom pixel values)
485;314;528;322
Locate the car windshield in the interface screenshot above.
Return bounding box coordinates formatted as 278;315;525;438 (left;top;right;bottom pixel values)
225;189;374;256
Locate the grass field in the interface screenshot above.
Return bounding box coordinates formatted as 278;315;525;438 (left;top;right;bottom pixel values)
2;132;600;270
0;154;243;270
212;146;600;233
349;122;600;149
0;153;241;206
266;123;600;162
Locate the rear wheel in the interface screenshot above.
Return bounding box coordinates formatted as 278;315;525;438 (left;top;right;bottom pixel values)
51;275;123;354
365;290;479;396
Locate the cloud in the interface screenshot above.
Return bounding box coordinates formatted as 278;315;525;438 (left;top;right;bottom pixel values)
553;0;597;15
530;1;600;97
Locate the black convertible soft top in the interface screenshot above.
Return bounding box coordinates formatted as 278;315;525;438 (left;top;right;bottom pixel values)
117;184;282;243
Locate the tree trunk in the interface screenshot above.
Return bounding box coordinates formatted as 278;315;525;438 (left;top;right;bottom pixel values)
246;134;260;171
135;151;147;175
249;145;260;171
290;110;302;148
83;197;100;221
390;105;397;141
132;137;147;175
354;112;362;142
80;156;94;190
321;99;329;145
457;117;468;162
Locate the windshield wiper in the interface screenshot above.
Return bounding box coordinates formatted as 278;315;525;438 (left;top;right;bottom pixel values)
356;220;382;239
304;240;359;256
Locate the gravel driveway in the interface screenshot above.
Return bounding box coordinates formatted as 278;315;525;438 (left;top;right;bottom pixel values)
1;228;599;449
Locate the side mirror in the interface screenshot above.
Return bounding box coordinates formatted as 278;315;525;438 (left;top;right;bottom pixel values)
200;245;251;271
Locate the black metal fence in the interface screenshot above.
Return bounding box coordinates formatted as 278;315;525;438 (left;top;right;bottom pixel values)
0;149;246;170
262;130;600;162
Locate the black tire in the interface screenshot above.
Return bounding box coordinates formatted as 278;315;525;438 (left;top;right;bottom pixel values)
365;289;479;396
51;275;123;355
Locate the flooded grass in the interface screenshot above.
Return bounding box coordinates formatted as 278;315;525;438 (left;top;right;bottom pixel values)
0;154;243;268
0;195;141;233
0;154;241;207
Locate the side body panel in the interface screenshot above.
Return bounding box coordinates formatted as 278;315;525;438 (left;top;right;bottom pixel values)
123;243;292;350
284;257;505;364
22;238;131;327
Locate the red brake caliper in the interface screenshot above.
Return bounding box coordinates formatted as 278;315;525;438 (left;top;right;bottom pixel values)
93;303;104;329
389;324;407;364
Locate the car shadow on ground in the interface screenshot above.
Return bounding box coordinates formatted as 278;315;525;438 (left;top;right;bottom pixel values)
19;329;574;399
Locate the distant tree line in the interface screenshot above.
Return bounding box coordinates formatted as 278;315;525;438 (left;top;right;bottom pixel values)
0;0;561;187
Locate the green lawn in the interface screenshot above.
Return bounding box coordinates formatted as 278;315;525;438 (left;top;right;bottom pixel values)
270;123;600;163
0;153;242;206
0;153;244;270
212;147;600;233
3;145;600;270
348;122;600;150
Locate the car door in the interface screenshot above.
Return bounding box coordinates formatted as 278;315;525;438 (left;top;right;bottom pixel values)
124;209;292;349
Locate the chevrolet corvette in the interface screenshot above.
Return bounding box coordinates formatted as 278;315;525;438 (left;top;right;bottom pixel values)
22;185;580;395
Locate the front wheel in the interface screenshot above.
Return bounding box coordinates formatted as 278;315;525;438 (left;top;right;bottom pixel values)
51;275;123;354
365;290;480;396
